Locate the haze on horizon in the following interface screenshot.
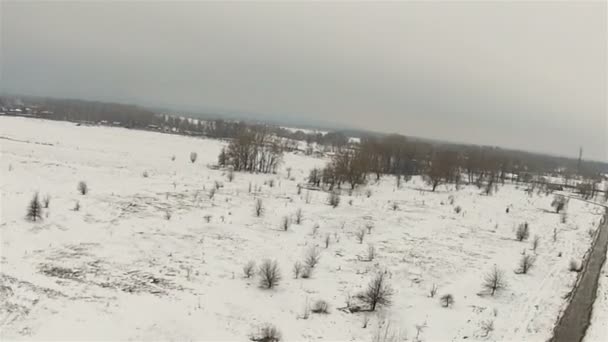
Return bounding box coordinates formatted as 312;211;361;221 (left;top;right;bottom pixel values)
1;1;606;161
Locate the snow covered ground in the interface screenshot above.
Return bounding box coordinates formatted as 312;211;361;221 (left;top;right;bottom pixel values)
1;116;605;341
585;249;608;342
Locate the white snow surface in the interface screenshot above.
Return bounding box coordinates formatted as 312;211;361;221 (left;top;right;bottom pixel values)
0;116;604;341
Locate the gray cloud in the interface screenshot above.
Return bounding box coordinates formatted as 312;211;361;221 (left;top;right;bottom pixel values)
1;1;606;160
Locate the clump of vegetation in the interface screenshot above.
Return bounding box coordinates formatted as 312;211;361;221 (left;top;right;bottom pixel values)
569;259;582;272
551;195;567;213
483;266;507;296
356;228;366;244
454;205;462;214
190;152;197;163
78;181;88;195
440;294;454;308
429;284;438;298
26;193;43;222
293;261;303;279
164;210;172;220
516;254;535;274
254;198;264;217
243;261;256;278
361;272;394;311
258;259;281;289
281;216;290;231
311;299;329;314
295;208;303;225
305;247;321;269
532;235;540;252
328;191;340;208
249;323;282;342
515;222;530;241
42;195;51;209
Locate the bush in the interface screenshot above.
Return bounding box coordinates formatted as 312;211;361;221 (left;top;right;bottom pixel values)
73;201;81;211
243;261;256;278
227;169;235;182
142;170;149;178
532;235;540;252
429;284;438;298
258;260;281;289
440;294;454;308
328;191;340;208
77;181;88;195
311;299;329;314
254;198;264;217
164;210;172;220
356;228;366;244
516;254;535;274
295;208;303;225
293;261;303;279
281;216;290;231
569;259;582;272
42;195;51;209
26;193;43;222
208;188;216;200
483;266;507;296
551;195;567;213
516;223;529;241
301;266;312;279
190;152;197;163
305;247;321;268
367;244;376;261
324;234;331;248
454;205;462;214
361;272;394;311
249;323;281;342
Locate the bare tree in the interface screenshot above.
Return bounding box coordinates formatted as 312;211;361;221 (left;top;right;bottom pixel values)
295;208;303;225
516;254;535;274
243;261;256;278
190;152;197;163
281;216;290;231
77;181;88;195
293;261;303;279
356;228;366;244
42;195;51;208
254;198;264;217
26;192;43;222
258;259;281;289
362;272;394;311
440;294;454;308
305;247;321;268
429;284;438;298
551;195;567;213
515;223;530;241
483;266;507;296
328;191;340;208
249;323;282;342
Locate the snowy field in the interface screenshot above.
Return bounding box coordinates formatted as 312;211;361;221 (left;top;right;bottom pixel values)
0;116;605;341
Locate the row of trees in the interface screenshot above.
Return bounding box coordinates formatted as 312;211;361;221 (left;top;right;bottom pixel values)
219;128;284;174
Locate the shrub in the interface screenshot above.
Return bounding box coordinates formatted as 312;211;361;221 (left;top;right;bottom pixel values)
391;202;398;211
516;254;535;274
204;214;212;223
480;320;494;337
429;284;438;298
171;155;176;161
295;208;303;225
77;181;88;195
190;152;197;163
249;323;281;342
258;259;281;289
26;193;43;222
515;223;529;241
483;266;507;296
42;195;51;209
73;201;81;211
324;234;331;248
328;191;340;208
532;235;540;252
208;188;216;199
356;228;366;244
268;179;275;188
551;195;567;213
454;205;462;214
569;259;582;272
361;272;394;311
367;244;376;261
281;216;290;231
254;198;264;217
301;266;312;279
311;299;329;314
366;189;372;198
293;261;303;279
440;294;454;308
164;210;172;220
243;261;256;278
305;247;321;268
227;169;235;182
142;170;149;178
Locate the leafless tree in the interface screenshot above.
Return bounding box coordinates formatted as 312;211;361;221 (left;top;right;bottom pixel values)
483;266;507;296
258;259;281;289
281;216;290;231
295;208;303;225
26;192;43;221
551;195;567;213
305;247;321;268
361;272;394;311
254;198;264;217
429;284;438;298
328;191;340;208
293;261;303;279
356;228;366;244
42;195;51;208
516;254;535;274
516;223;530;241
440;294;454;308
243;261;256;278
324;234;331;248
78;181;88;195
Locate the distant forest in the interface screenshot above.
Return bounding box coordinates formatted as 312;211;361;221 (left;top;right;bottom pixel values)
1;94;606;181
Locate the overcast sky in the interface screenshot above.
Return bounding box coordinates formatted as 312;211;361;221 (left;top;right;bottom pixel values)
1;1;606;160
